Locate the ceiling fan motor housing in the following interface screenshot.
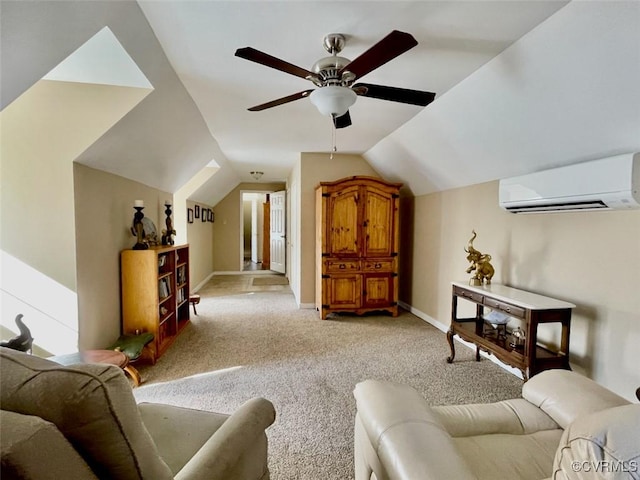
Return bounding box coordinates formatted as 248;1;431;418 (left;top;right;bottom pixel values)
312;56;352;86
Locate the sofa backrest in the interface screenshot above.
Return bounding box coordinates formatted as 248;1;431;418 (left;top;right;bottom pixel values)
552;404;640;479
0;348;173;479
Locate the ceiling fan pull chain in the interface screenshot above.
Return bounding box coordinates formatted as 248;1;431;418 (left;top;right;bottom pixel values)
330;116;337;159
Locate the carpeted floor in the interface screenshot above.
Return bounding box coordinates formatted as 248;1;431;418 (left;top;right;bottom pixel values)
252;275;289;286
133;274;523;480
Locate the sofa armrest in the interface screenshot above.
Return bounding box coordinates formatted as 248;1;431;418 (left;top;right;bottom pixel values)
354;380;476;480
522;370;629;429
432;398;559;437
174;397;276;480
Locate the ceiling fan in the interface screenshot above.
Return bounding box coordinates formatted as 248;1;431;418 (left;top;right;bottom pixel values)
235;30;436;128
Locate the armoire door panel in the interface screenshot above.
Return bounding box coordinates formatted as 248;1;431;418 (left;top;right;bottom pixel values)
363;273;394;308
326;275;362;309
363;188;395;258
327;187;360;257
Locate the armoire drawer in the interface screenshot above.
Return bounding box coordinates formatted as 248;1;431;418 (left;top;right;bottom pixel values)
324;259;360;273
362;259;395;272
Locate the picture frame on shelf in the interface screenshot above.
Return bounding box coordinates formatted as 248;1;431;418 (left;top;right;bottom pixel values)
187;208;194;224
194;205;200;219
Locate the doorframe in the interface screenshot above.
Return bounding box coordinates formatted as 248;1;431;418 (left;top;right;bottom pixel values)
239;190;274;272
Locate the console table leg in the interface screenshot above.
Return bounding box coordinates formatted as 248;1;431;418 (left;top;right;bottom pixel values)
446;329;456;363
475;346;481;361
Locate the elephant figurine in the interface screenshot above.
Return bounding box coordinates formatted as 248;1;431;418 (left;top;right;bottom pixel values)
465;230;495;286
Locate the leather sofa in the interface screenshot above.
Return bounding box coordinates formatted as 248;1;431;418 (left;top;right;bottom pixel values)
0;348;276;479
354;370;639;480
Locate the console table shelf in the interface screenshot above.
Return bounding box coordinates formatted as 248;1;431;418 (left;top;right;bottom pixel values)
447;282;575;379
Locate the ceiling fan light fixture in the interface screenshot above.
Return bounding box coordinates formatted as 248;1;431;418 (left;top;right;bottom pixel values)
310;86;356;117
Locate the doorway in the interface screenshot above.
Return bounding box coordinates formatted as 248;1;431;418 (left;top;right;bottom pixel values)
241;192;268;272
240;190;286;273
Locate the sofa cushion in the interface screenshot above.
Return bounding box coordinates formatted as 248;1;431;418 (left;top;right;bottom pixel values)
0;348;173;480
139;403;229;475
453;429;563;480
1;410;98;480
552;404;640;479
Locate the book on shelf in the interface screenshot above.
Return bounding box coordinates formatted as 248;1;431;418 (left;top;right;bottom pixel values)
177;266;187;285
158;277;171;299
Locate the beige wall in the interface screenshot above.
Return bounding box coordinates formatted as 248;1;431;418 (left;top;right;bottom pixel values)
0;80;149;354
74;164;171;350
1;80;149;290
297;153;380;306
186;200;214;289
212;182;285;272
403;180;640;401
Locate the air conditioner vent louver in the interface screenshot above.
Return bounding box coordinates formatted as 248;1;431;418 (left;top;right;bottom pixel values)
499;153;639;214
506;200;607;214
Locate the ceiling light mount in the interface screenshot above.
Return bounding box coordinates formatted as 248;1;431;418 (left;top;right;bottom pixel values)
250;171;264;181
322;33;345;55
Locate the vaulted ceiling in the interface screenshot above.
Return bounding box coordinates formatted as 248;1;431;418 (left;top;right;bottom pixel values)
2;1;639;206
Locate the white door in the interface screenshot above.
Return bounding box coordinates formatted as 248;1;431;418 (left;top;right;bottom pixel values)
270;190;286;273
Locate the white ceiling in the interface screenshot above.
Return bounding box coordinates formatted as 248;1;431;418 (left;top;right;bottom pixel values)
136;1;573;191
4;1;638;205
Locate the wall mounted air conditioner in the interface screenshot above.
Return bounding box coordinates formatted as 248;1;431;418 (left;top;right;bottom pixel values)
499;153;640;214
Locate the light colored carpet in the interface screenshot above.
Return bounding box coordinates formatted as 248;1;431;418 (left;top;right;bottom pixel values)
252;275;289;286
133;274;523;480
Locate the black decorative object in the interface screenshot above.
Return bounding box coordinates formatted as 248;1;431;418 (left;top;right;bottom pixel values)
1;314;34;353
188;208;194;223
195;205;200;219
131;201;148;250
161;201;175;245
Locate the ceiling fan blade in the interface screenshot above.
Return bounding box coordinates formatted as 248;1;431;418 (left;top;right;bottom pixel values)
333;111;352;129
353;83;435;106
339;30;418;80
235;47;317;81
247;90;314;111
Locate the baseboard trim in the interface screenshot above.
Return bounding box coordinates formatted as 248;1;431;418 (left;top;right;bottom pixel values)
192;272;215;293
212;270;277;276
399;300;523;380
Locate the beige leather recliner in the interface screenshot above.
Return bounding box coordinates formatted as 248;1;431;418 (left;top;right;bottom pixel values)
354;370;639;480
0;348;276;480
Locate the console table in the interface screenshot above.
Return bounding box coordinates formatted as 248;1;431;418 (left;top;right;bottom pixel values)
447;281;575;379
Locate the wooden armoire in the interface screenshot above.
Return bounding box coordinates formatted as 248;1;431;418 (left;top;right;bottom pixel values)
315;176;402;319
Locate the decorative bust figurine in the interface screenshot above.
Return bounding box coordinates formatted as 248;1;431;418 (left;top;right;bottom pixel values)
464;230;495;286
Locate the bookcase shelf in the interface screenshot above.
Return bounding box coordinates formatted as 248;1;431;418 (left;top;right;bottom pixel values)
121;245;190;361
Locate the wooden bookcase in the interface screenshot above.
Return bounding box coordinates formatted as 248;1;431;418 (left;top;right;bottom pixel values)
121;245;190;360
315;176;402;319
